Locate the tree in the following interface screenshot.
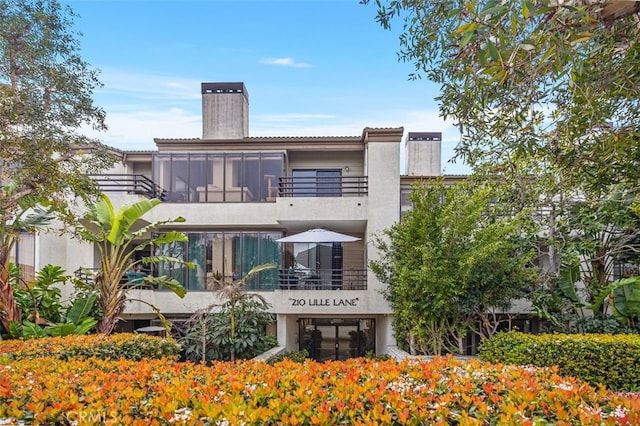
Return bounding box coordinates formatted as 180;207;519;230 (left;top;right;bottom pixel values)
0;1;114;330
178;263;276;362
75;195;191;335
532;186;640;332
370;180;537;355
363;0;640;194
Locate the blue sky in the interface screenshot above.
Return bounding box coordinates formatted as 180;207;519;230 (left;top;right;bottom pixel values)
63;0;470;174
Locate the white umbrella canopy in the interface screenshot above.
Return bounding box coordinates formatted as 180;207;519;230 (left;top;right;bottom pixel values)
276;228;361;243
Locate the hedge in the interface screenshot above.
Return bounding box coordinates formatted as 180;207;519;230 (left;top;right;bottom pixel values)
478;331;640;391
0;333;181;362
1;355;639;424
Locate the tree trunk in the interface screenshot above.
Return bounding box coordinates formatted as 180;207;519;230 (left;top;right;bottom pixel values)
230;303;236;362
202;321;206;364
95;269;126;335
0;246;21;332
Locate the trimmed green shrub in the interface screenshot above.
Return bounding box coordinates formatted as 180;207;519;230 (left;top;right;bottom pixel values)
0;333;181;362
364;350;392;361
267;349;309;364
478;331;640;391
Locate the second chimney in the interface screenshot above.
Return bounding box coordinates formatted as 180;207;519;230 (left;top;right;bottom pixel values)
405;132;442;176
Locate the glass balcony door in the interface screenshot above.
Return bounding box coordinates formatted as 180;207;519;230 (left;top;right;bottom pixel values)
292;169;342;197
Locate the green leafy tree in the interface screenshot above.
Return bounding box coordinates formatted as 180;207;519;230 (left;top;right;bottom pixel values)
179;263;276;362
0;0;114;330
75;194;191;335
530;187;640;332
560;188;640;307
363;0;640;194
371;180;537;355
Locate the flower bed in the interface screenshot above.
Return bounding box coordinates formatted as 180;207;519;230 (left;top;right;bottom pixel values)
1;355;638;425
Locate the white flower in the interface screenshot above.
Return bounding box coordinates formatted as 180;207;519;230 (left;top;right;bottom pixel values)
168;408;193;423
553;382;574;392
613;405;628;418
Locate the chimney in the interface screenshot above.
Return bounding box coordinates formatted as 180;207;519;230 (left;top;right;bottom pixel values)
201;82;249;139
405;132;442;176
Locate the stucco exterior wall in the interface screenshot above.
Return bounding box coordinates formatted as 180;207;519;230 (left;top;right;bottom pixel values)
364;128;402;306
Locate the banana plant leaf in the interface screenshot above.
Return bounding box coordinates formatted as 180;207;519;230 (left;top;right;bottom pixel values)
20;320;47;339
71;318;99;335
611;277;640;319
558;263;582;304
66;293;98;325
590;276;640;323
44;322;79;337
150;275;187;298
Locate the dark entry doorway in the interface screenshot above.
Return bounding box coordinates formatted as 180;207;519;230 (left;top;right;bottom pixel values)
299;318;375;361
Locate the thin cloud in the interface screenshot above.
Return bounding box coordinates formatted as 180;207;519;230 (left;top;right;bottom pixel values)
95;68;203;101
80;107;201;151
260;57;311;68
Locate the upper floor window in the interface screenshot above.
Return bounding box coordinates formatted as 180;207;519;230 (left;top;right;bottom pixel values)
291;169;342;197
10;232;36;283
153;152;284;203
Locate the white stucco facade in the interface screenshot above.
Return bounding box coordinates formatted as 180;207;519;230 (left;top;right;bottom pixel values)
34;82;447;360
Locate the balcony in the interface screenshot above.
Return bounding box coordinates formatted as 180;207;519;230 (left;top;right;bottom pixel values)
277;268;367;290
89;174;165;199
75;267;367;291
279;176;367;198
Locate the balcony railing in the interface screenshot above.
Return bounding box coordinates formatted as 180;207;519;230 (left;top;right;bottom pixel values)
89;174;166;199
277;268;367;290
279;176;367;197
76;267;368;291
74;267;155;288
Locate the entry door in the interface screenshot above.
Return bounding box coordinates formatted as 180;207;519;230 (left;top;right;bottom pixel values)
309;324;359;361
300;319;374;361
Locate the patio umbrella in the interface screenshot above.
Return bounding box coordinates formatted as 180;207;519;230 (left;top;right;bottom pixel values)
276;228;360;243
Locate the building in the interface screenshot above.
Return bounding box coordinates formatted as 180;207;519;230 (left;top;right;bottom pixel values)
36;82;452;360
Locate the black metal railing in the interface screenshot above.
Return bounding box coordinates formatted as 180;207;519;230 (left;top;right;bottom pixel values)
89;174;166;199
277;268;367;290
74;267;155;288
278;176;367;197
74;267;99;285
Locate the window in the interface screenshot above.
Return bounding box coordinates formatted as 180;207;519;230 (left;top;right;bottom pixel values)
292;169;342;197
9;233;35;283
157;231;282;290
153;152;284;203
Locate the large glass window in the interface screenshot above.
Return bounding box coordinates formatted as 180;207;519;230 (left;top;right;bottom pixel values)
156;240;187;285
188;154;207;203
157;231;283;290
170;154;188;202
153;152;284;203
187;233;207;290
153;154;171;200
262;154;283;200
